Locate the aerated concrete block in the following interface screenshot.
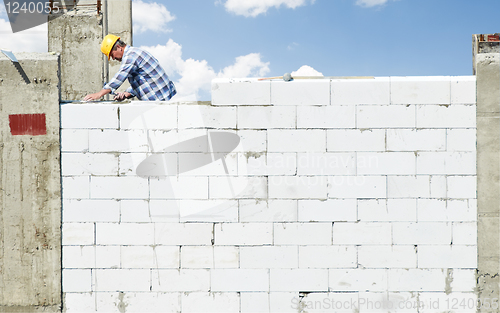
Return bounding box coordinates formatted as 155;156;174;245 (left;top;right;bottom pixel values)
212;78;271;105
390;76;451;105
271;79;330;105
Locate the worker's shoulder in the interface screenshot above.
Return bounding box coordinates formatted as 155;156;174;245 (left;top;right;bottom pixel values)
126;45;141;54
127;46;155;59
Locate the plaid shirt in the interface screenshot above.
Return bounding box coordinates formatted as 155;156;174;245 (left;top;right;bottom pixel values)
104;46;176;101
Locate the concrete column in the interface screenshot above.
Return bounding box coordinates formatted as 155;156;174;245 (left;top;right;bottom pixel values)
48;0;133;100
104;0;133;94
105;0;132;45
0;53;61;312
475;34;500;310
48;9;104;101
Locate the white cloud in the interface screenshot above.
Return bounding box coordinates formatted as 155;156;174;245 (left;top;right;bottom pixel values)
287;42;299;50
132;0;175;34
140;40;270;100
142;39;184;77
140;39;214;99
177;58;217;98
222;0;314;17
0;18;47;52
355;0;391;8
291;65;323;76
219;53;270;78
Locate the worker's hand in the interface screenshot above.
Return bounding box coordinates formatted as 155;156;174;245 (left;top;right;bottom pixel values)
114;92;132;101
83;89;111;102
83;92;103;102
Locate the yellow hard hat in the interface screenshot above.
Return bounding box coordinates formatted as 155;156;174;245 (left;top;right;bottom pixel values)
101;34;120;60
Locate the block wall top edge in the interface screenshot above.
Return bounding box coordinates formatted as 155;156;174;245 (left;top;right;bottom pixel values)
270;79;331;84
60;101;211;106
212;75;475;84
450;76;476;81
129;100;209;106
212;78;264;83
60;101;214;107
330;77;388;82
389;76;453;82
60;102;119;107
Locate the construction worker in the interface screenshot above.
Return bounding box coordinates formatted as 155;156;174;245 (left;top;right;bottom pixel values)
83;34;176;101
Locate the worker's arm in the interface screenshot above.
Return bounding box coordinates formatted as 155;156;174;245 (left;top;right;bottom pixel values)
105;51;136;94
83;88;111;101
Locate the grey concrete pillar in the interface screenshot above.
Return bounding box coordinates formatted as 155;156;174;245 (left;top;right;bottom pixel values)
0;53;61;312
105;0;132;45
475;34;500;311
48;0;133;100
103;0;133;94
48;9;104;101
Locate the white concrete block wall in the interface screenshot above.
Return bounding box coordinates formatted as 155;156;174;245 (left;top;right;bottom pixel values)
61;76;477;312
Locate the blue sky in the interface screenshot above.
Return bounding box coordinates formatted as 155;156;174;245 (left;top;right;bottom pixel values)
1;0;499;100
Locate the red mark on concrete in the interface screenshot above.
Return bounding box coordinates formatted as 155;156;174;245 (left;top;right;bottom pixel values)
487;34;500;42
9;114;47;136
